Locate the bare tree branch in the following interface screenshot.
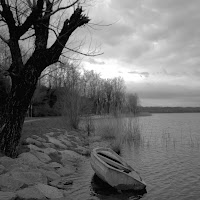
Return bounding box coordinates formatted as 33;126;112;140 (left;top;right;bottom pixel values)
42;0;80;20
47;6;90;64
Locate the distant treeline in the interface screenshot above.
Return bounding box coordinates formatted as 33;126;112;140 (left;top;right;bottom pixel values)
1;63;140;121
139;106;200;113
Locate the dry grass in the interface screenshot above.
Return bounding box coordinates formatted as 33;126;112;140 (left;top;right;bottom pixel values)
21;117;70;142
93;116;141;152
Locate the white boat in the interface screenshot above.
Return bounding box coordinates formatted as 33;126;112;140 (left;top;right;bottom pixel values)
90;147;146;191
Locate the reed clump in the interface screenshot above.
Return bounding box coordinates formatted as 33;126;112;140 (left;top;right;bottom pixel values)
93;116;141;153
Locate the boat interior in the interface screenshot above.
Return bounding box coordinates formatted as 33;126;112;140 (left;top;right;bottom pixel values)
97;152;131;173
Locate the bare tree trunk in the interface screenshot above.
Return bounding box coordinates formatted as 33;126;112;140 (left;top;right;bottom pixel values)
0;65;39;157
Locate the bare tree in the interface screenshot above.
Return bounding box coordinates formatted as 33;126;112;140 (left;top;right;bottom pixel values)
0;0;91;157
126;93;140;115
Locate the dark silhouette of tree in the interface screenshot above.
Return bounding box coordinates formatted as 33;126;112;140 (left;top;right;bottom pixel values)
0;0;91;157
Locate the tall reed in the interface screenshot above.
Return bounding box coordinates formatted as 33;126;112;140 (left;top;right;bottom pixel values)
93;116;141;152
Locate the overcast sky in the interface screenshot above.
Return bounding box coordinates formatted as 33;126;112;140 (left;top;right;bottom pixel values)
81;0;200;107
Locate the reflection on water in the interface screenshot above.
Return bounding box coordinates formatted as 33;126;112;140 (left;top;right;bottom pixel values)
66;113;200;200
91;174;147;200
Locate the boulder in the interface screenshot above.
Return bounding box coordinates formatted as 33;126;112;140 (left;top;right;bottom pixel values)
11;171;47;185
35;183;64;199
75;146;90;156
0;191;16;200
42;142;55;148
17;186;46;200
32;135;47;142
43;147;57;155
60;150;83;163
57;135;72;147
45;132;55;136
27;144;44;152
56;165;76;176
45;136;67;149
0;173;24;191
18;152;44;166
26;137;42;146
38;169;61;181
7;163;31;172
0;164;5;174
47;162;63;169
31;150;52;163
0;156;19;169
49;177;73;189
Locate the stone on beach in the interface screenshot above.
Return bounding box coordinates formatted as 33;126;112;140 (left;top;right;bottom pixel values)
26;137;42;146
38;169;61;181
32;135;47;142
57;135;72;147
60;150;83;160
42;142;56;148
0;173;24;191
47;162;63;169
56;165;76;176
49;177;73;189
35;183;64;199
0;165;5;174
10;171;47;185
43;147;58;155
0;191;16;200
0;126;89;198
16;186;46;200
45;135;67;149
27;144;44;152
0;157;19;169
31;150;52;163
18;152;44;166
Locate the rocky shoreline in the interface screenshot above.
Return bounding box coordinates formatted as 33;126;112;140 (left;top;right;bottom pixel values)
0;129;92;200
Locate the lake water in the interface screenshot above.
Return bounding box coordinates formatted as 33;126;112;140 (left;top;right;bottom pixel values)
66;113;200;200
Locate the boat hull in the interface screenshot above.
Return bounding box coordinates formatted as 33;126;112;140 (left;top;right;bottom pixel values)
90;147;146;191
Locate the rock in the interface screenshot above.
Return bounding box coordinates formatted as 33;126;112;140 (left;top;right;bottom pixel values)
26;137;42;146
43;147;57;155
11;171;47;185
17;186;46;200
28;145;57;155
57;135;72;147
75;146;90;156
0;164;5;174
32;135;47;142
27;144;44;152
47;162;63;169
0;191;16;200
60;150;83;162
7;163;31;172
31;150;52;163
89;135;102;142
0;156;19;169
56;165;76;176
18;152;44;166
45;132;55;136
45;136;67;149
35;183;64;199
42;142;55;148
49;177;73;189
0;173;24;191
38;169;61;181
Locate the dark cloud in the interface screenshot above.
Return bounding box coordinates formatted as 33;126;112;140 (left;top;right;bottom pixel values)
126;81;200;106
87;58;105;65
128;71;149;78
86;0;200;106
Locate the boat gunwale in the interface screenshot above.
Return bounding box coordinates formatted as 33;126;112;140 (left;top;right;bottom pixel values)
92;147;143;181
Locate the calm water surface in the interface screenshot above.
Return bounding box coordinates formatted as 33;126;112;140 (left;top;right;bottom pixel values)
67;113;200;200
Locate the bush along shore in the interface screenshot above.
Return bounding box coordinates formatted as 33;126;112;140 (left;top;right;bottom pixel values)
0;127;91;200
